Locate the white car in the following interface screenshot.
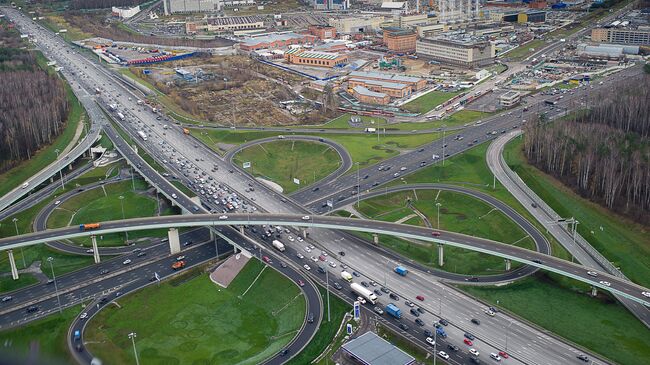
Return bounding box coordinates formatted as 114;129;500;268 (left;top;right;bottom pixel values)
171;193;178;199
176;256;185;261
122;259;132;265
296;253;304;259
302;215;310;221
587;271;598;277
357;296;366;304
85;249;94;254
310;256;319;262
328;262;337;268
308;245;315;250
469;348;479;356
54;200;61;205
426;337;435;346
303;264;311;271
304;247;312;253
437;351;449;360
642;291;650;298
599;281;611;287
80;312;88;319
288;236;295;242
297;237;304;242
490;353;502;361
218;215;228;220
484;309;495;317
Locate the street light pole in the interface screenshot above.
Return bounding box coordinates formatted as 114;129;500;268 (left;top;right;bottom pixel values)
119;195;129;243
128;332;140;365
54;149;65;190
356;162;360;208
47;257;62;314
436;203;441;230
326;269;331;322
441;126;446;167
12;218;26;268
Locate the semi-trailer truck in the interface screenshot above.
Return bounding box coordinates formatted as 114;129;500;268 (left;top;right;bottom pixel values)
272;240;285;252
394;266;408;276
351;282;377;304
341;271;353;282
79;223;101;231
385;303;402;319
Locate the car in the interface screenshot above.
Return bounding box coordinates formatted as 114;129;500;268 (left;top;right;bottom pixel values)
137;251;147;257
464;338;473;346
484;309;495;317
100;269;109;275
352;271;360;277
85;248;94;254
296;253;304;259
357;297;366;304
279;349;289;357
361;281;369;287
399;323;409;331
424;329;433;337
307;312;314;323
318;255;326;262
310;256;318;262
464;333;475;340
416;307;424;314
415;318;424;326
381;287;390;293
302;215;310;220
333;282;342;290
389;293;399;300
374;306;384;315
426;337;435;346
304;246;312;252
439;318;449;326
416;295;424;301
438;351;450;360
434;323;442;329
410;308;420;317
176;255;185;261
577;354;589;362
369;280;377;286
447;344;460;352
1;296;12;302
122;259;132;265
471;318;481;325
642;291;650;298
328;262;337;268
490;353;501;361
297;280;305;287
431;231;441;237
80;312;88;319
339;251;346;256
288;236;295;242
219;215;228;220
26;306;39;313
470;348;480;356
374;289;382;296
303;264;311;271
585;270;598;277
498;351;509;359
280;262;287;268
599;280;611;286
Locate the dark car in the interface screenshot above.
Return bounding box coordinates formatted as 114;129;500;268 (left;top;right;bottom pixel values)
361;281;369;287
381;287;390;293
333;282;342;290
416;307;424;314
410;308;420;317
424;329;433;337
137;252;147;257
415;318;424;326
447;344;459;352
312;187;319;192
26;306;39;313
399;323;409;331
307;313;314;323
577;355;589;362
471;318;481;325
374;289;382;296
390;293;399;301
318;266;326;274
464;332;476;341
339;251;345;256
279;349;289;357
439;318;449;326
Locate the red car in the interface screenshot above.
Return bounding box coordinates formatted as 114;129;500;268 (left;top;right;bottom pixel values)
297;280;305;287
416;295;425;301
463;338;473;346
319;255;326;261
499;351;509;359
431;231;441;237
262;256;271;263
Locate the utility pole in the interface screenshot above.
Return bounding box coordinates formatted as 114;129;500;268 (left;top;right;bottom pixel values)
441;125;446;167
128;332;140;365
47;257;62;314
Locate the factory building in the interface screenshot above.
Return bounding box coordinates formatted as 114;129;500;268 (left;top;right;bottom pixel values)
348;70;427;91
239;32;316;51
163;0;220;14
348;78;412;98
314;0;349;10
186;16;265;34
490;10;546;23
308;25;337;40
591;27;650;46
352;86;391;105
499;91;521;107
284;48;348;68
416;37;495;68
328;15;385;33
383;27;417;52
111;6;140;19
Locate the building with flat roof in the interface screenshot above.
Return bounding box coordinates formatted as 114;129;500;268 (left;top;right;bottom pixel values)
348;70;427;91
314;0;349;10
163;0;220;14
111;6;140;19
352;86;391;105
187;16;264;34
349;78;412;98
285;48;348;68
416;37;495;68
309;25;337;40
239;32;315;51
383;27;417;52
591;27;650;46
499;90;521;107
329;15;385;33
341;331;416;365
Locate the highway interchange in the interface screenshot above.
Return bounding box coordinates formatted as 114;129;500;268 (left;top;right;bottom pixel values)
1;5;647;365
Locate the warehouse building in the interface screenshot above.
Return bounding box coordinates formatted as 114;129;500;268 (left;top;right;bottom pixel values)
348;70;427;91
591;27;650;46
329;15;385;33
341;332;416;365
163;0;220;14
416;37;495;68
186;16;264;34
383;27;417;52
348;78;412;98
239;33;315;51
308;25;337;40
285;48;348;68
352;86;391;105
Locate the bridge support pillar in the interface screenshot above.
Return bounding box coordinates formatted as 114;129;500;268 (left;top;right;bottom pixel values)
49;176;54;183
68;164;73;171
7;250;19;280
168;228;181;254
373;234;379;245
505;259;511;271
209;229;215;241
301;228;307;239
239;225;245;235
438;244;444;267
91;235;100;264
591;286;598;297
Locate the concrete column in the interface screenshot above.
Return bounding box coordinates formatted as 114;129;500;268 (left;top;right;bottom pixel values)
91;235;100;264
372;234;379;245
68;164;73;171
168;228;181;254
49;176;54;183
438;244;444;267
239;225;245;235
591;286;598;297
301;228;307;239
505;259;511;271
7;250;19;280
209;229;215;241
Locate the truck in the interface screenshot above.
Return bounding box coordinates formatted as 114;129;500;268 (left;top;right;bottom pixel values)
385;303;402;319
117;112;125;121
183;128;190;135
137;131;148;141
272;240;285;252
79;223;101;231
365;127;376;133
394;266;408;276
351;282;377;304
341;271;353;282
172;260;185;270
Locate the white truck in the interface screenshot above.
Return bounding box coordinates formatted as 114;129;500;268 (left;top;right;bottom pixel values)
117;112;125;121
137;130;148;141
341;271;353;282
351;282;377;304
272;240;285;252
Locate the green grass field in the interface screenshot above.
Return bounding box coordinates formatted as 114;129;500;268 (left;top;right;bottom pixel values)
46;179;175;246
355;189;535;274
0;305;82;364
403;90;460;114
462;273;650;365
193;129;441;168
504;138;650;287
0;274;39;294
233;140;342;193
86;260;306;365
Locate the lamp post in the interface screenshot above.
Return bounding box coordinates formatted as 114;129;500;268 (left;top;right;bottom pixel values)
47;257;62;314
441;124;447;167
128;332;140;365
326;269;331;322
54;149;65;190
356;162;360;208
12;218;26;268
436;203;441;230
119;195;129;243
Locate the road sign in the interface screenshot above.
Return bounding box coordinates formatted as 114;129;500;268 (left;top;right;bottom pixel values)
347;323;353;335
242;162;251;169
353;301;360;320
293;178;300;185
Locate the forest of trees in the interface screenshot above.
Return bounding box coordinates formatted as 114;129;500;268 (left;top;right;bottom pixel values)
523;75;650;224
0;24;69;173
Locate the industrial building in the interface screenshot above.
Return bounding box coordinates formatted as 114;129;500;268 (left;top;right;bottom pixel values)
499;90;521;107
577;43;640;59
352;86;391;105
348;78;412;98
383;27;417;52
489;10;546;23
239;32;315;51
416;37;495;68
328;15;385;33
284;48;348;68
111;6;140;19
348;70;427;91
314;0;349;10
308;25;337;40
341;332;416;365
591;27;650;46
186;16;265;34
163;0;220;14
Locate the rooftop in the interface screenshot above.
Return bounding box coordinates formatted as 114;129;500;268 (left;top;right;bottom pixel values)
207;16;263;26
349;70;422;84
383;27;416;37
353;86;388;98
241;32;307;46
341;332;415;365
286;48;343;60
349;77;408;90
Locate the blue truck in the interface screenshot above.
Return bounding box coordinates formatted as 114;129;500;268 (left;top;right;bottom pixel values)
385;303;402;319
394;266;408;276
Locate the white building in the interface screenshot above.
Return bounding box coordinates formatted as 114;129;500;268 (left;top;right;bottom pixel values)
111;5;141;19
